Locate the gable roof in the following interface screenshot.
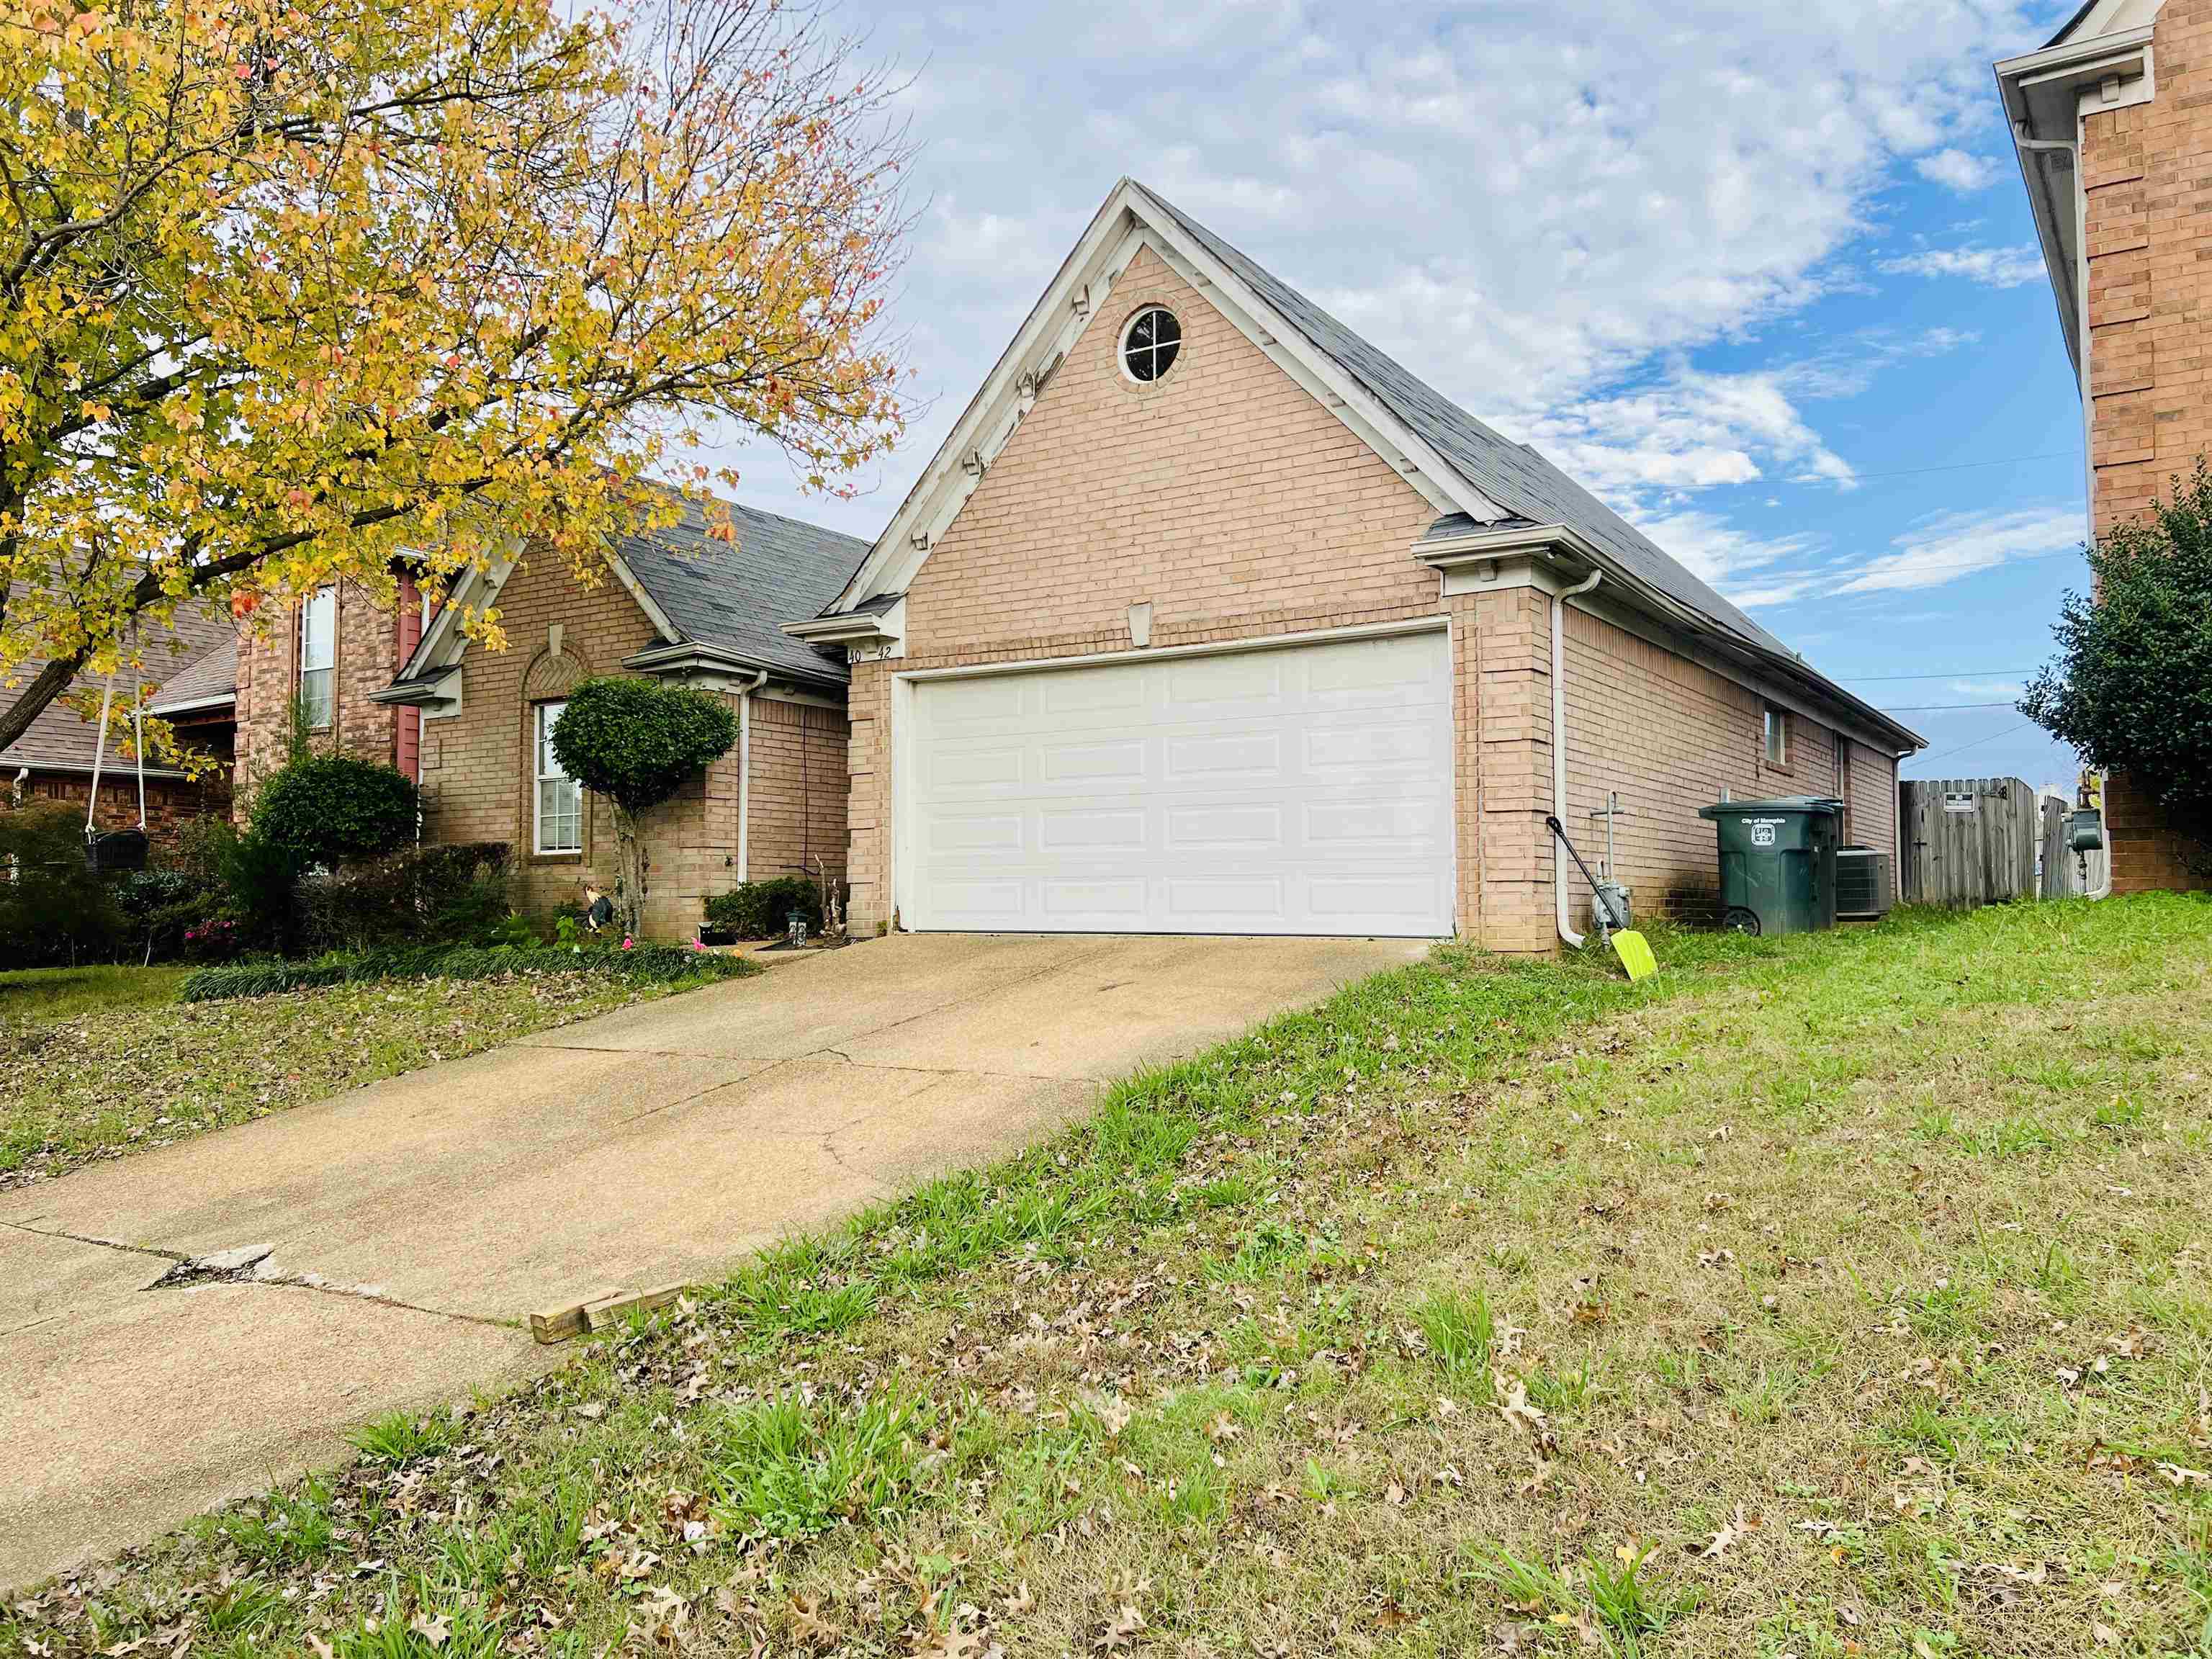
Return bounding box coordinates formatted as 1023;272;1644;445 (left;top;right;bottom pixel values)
386;487;866;697
1130;184;1796;662
3;591;235;777
614;493;868;683
812;178;1919;753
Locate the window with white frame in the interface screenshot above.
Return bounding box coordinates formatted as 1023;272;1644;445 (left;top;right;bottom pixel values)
534;701;582;854
1764;704;1790;768
299;587;336;728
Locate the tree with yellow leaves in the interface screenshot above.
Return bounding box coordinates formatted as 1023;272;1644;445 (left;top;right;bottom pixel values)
0;0;908;753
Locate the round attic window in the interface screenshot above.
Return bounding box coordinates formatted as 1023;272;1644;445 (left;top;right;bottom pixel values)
1120;306;1182;382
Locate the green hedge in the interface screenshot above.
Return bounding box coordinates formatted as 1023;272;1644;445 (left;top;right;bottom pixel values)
180;941;755;1003
703;876;825;940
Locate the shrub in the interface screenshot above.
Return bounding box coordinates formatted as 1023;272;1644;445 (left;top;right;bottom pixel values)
250;752;421;869
221;825;307;951
2023;457;2212;866
295;842;513;953
0;802;125;966
548;678;738;935
116;866;219;962
179;940;755;1002
703;875;823;939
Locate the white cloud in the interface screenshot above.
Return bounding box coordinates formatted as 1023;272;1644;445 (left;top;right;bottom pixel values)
1878;244;2048;287
1630;508;1829;607
1915;148;2003;191
698;0;2047;534
1835;506;2085;594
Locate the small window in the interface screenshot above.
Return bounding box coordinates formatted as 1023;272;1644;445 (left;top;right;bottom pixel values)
1120;306;1182;382
534;701;583;854
1764;705;1789;768
299;587;336;728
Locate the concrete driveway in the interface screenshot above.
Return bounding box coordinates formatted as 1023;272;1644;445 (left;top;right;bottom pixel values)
0;932;1422;1588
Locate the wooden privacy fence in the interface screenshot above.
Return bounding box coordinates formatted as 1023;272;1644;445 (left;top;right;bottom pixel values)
1900;777;2038;907
2038;791;2110;899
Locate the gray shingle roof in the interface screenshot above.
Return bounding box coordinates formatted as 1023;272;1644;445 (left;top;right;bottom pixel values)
148;631;236;714
3;590;233;775
1131;182;1797;662
614;492;868;683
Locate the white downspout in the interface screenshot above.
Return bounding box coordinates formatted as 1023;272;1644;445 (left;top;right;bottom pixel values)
733;669;768;881
1552;567;1604;948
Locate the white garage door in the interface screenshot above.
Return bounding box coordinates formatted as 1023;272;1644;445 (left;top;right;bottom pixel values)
902;629;1455;937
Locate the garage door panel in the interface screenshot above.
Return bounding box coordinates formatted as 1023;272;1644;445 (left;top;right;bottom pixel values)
904;631;1453;938
1166;652;1285;709
1165;803;1283;851
1164;731;1282;783
1040;739;1146;785
1038;809;1146;851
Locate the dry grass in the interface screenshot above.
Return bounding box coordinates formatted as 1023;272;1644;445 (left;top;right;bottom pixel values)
0;966;705;1187
5;896;2208;1658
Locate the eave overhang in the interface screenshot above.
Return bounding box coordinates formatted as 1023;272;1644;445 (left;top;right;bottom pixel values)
1416;520;1926;758
1995;24;2156;377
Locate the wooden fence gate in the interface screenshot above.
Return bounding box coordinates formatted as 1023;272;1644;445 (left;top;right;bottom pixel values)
1900;777;2039;907
2038;791;2110;899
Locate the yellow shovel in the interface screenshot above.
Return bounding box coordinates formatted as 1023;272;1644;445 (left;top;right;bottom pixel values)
1547;815;1658;982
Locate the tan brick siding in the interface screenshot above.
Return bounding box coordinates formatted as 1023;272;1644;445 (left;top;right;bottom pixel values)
1555;604;1850;927
2078;1;2212;891
742;696;850;886
233;580;405;804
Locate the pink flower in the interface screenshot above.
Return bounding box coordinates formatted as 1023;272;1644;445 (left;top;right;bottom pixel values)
621;936;634;950
691;938;706;952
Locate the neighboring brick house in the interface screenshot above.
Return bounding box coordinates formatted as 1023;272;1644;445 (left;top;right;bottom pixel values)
1999;0;2212;891
2;590;235;842
369;494;860;938
789;181;1921;951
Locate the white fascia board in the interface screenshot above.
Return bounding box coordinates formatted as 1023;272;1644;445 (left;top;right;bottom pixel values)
399;547;519;679
827;185;1149;613
827;178;1512;614
783;596;903;647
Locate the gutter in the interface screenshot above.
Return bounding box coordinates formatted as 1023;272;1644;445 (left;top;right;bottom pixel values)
1552;567;1604;949
622;639;848;690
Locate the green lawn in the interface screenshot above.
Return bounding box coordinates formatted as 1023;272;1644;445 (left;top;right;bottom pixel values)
6;896;2210;1658
0;961;737;1186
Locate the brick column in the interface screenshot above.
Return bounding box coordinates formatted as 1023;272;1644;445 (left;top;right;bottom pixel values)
1472;586;1557;953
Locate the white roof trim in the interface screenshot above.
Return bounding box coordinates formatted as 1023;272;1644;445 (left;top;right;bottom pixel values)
819;177;1510;616
390;536;679;690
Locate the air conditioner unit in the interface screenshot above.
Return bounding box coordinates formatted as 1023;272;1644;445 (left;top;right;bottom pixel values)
1836;846;1894;920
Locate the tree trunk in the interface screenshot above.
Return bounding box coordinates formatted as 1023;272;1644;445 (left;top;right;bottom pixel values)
613;806;647;938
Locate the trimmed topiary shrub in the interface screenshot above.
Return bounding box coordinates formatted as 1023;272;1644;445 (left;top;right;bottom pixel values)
549;677;739;935
703;876;824;940
251;752;422;869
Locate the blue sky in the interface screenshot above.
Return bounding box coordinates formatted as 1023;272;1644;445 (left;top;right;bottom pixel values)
706;0;2094;788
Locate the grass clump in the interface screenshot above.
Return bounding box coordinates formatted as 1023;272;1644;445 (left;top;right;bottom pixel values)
346;1411;465;1466
1411;1286;1496;1376
707;1392;930;1539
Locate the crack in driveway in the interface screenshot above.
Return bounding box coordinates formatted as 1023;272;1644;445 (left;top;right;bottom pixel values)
1;1220;509;1331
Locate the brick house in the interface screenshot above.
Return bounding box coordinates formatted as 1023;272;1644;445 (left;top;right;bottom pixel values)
233;575;431;798
788;181;1922;951
1998;0;2212;892
2;591;235;842
354;493;863;937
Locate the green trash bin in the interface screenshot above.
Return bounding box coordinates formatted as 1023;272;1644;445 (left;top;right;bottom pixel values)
1696;796;1844;935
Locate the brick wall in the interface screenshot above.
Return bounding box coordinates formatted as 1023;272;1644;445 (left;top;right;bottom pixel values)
12;770;230;848
1554;603;1861;928
233;579;405;804
743;696;849;886
2078;0;2212;891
